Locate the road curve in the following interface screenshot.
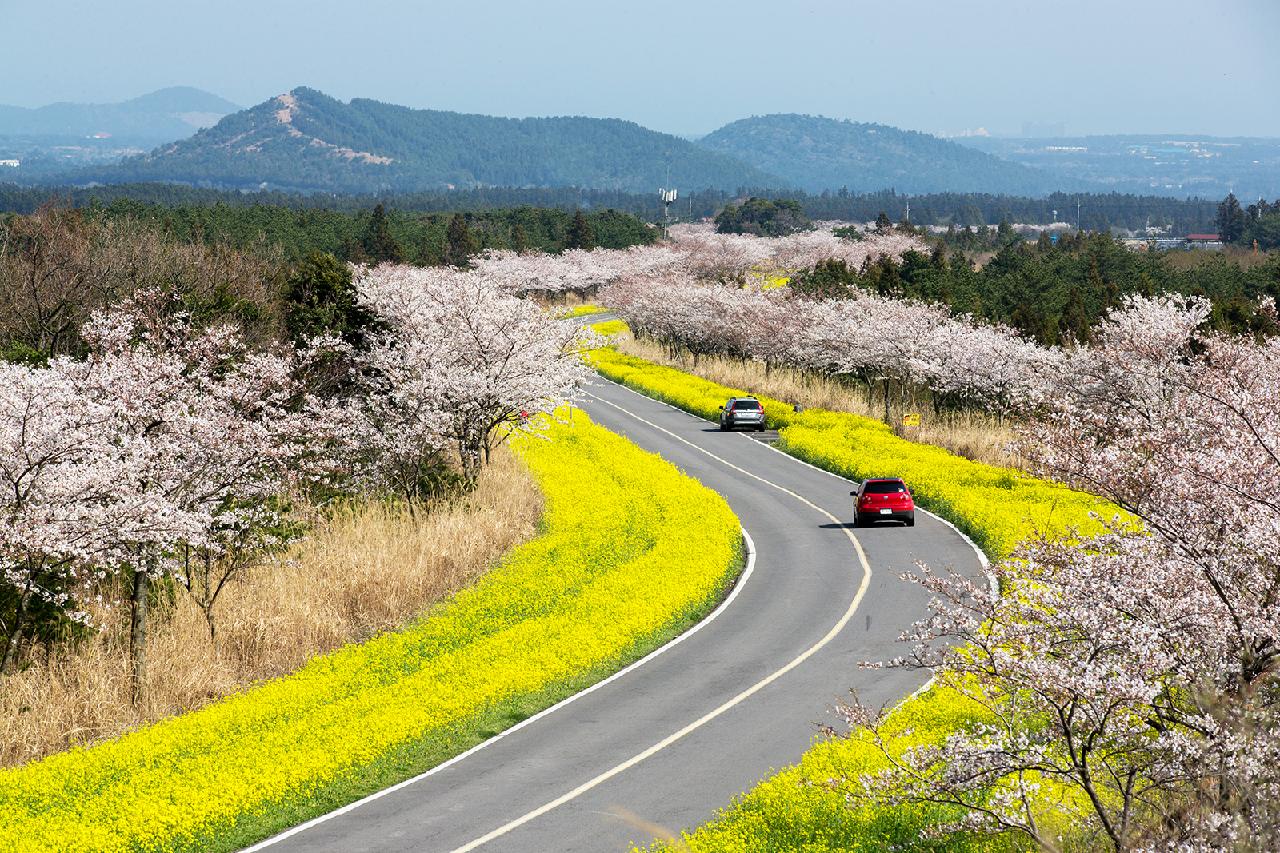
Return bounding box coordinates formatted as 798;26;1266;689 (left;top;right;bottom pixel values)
249;376;985;853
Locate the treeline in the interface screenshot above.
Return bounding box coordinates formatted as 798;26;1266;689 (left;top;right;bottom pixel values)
0;203;650;364
0;182;684;217
1;182;1223;232
2;198;657;267
714;197;810;236
1217;192;1280;250
794;189;1221;234
793;231;1280;345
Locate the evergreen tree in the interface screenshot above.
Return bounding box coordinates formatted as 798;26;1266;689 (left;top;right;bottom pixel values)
1059;286;1091;344
444;213;479;267
566;210;596;250
361;203;404;263
996;218;1016;246
511;223;530;253
1217;193;1246;244
283;251;377;349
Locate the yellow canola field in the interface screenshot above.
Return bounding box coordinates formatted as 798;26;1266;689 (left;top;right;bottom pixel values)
587;341;1113;851
0;410;742;853
650;687;1032;852
557;303;610;319
587;348;1113;559
589;318;629;338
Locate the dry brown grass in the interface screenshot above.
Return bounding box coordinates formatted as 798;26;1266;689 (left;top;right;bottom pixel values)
616;333;1020;468
1160;246;1277;272
0;447;541;768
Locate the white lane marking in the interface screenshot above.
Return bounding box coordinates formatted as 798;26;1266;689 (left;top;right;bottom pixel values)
242;528;757;853
450;392;873;852
586;376;998;712
593;376;993;574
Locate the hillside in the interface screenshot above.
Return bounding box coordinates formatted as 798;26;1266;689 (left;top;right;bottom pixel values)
698;114;1063;195
75;88;780;193
0;87;240;142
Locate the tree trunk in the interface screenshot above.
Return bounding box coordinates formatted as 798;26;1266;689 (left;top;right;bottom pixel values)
459;436;483;490
883;379;892;424
203;550;217;644
203;606;217;645
130;568;150;705
1;592;28;675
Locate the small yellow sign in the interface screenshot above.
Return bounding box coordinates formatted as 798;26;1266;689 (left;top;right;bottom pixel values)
901;413;921;427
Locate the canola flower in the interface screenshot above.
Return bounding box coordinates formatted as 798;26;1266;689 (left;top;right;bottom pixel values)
587;347;1113;559
647;687;1028;853
589;318;629;338
557;303;610;319
586;338;1112;852
0;410;742;853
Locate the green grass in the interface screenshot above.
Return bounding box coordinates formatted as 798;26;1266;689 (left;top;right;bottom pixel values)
589;346;1115;560
0;410;744;853
193;598;741;853
587;334;1109;852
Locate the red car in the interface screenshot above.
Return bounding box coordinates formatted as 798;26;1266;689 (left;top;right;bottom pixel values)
851;478;915;527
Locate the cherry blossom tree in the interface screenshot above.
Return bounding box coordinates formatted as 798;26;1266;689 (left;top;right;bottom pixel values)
601;270;1056;417
0;359;133;671
471;244;683;297
837;296;1280;850
354;264;591;490
76;295;320;697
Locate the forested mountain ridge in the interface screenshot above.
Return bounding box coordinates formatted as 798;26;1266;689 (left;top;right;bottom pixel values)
697;114;1064;195
78;88;780;193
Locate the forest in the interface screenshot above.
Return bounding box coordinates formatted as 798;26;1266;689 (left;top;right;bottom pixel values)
793;229;1280;344
0;183;1223;233
1;198;656;268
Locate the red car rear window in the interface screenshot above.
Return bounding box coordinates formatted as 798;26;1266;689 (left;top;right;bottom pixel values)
863;480;907;494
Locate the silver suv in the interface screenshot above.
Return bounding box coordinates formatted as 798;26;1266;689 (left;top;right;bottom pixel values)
718;397;766;432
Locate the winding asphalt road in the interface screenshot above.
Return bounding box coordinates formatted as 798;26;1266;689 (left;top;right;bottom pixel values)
248;376;986;853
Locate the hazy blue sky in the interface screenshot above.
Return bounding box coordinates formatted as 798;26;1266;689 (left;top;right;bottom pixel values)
4;0;1278;137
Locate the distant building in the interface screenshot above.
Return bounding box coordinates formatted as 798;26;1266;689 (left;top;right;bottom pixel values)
0;159;19;167
1185;233;1223;248
1122;235;1223;253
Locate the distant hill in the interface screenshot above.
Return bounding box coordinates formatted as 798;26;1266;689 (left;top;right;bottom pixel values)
698;114;1063;195
74;88;780;193
955;134;1280;201
0;87;240;142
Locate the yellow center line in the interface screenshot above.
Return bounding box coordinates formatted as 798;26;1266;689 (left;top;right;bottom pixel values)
450;390;872;852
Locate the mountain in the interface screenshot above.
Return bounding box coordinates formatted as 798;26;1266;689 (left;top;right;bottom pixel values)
74;88;780;193
0;87;240;142
698;114;1064;195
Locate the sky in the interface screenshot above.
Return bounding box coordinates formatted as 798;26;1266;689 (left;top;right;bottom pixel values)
4;0;1279;137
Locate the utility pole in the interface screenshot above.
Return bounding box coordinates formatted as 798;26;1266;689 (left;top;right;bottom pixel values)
659;187;678;235
1077;198;1082;232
